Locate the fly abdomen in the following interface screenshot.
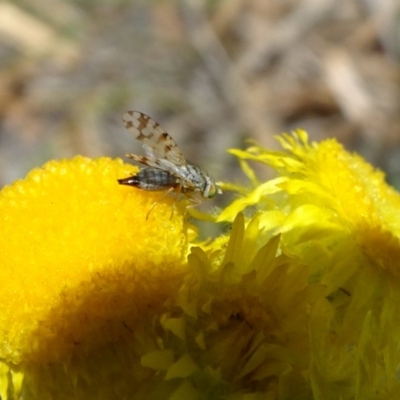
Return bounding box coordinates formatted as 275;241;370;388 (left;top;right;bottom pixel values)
118;167;177;191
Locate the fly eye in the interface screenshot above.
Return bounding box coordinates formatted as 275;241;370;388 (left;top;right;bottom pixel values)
207;184;217;198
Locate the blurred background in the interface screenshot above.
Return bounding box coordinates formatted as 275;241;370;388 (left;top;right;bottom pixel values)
1;0;399;190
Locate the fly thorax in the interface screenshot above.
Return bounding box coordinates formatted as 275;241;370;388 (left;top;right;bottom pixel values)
183;165;207;188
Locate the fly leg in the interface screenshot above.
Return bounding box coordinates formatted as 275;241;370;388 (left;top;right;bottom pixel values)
145;187;175;220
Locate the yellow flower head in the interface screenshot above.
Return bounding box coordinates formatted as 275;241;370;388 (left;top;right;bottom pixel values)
216;131;400;398
0;156;188;364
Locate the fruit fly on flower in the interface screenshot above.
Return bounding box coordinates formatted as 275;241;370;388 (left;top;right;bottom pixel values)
118;111;222;217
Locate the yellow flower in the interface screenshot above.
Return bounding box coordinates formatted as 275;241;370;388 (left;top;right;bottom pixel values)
0;156;189;398
2;131;400;399
216;131;400;398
